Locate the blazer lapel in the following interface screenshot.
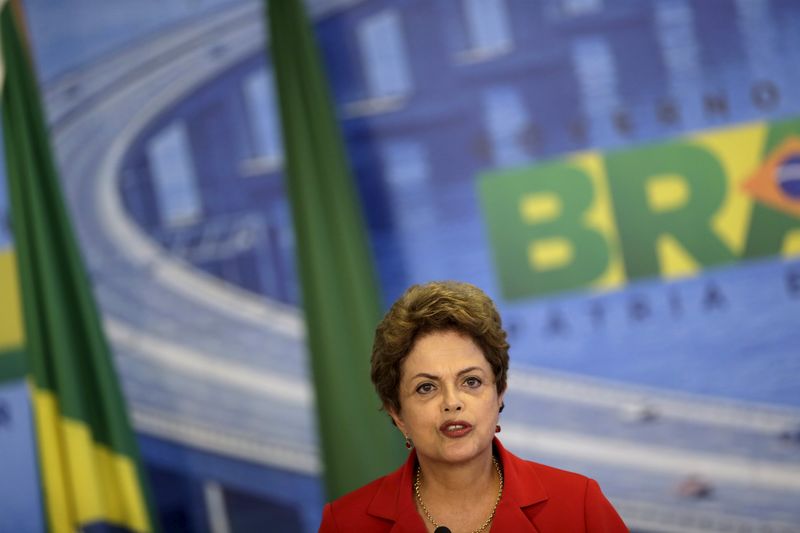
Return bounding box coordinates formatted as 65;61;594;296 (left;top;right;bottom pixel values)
491;499;542;532
491;438;548;532
368;449;428;533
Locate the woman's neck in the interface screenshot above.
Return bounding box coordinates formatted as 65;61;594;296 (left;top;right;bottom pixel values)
417;448;497;500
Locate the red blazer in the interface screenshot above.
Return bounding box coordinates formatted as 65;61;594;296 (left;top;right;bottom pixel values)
319;438;628;532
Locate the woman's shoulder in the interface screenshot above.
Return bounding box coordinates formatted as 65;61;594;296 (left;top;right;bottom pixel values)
506;444;608;499
500;447;628;530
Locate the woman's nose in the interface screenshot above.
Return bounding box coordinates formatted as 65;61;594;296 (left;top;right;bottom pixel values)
442;386;463;412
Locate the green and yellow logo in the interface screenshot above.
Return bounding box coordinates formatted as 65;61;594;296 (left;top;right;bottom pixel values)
479;117;800;300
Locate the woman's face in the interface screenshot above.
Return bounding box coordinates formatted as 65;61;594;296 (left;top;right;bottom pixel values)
389;329;504;467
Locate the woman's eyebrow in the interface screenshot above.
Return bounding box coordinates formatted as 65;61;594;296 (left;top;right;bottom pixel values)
411;372;439;381
411;366;484;381
457;366;483;376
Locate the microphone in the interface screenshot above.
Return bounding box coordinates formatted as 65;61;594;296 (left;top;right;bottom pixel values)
434;527;451;533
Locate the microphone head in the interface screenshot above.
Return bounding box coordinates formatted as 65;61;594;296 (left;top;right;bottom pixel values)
434;527;451;533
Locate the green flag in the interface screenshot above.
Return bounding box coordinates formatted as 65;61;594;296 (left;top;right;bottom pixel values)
1;2;157;531
266;0;405;501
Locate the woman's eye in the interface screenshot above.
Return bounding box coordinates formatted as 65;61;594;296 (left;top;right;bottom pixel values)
416;383;435;394
464;377;482;388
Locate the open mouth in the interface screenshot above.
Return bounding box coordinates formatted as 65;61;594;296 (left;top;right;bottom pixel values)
439;420;473;438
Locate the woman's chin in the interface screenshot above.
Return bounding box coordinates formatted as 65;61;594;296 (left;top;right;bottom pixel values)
434;437;489;463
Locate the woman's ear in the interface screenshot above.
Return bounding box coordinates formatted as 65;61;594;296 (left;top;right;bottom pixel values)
387;406;406;434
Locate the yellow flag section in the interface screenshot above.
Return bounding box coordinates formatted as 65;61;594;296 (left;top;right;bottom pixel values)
0;252;149;532
33;391;150;533
0;249;23;350
480;116;800;300
4;246;147;532
0;247;26;383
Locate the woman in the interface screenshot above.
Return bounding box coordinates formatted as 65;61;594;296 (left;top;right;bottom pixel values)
320;281;627;532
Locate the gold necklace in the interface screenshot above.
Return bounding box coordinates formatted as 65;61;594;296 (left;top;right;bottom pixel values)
414;455;503;533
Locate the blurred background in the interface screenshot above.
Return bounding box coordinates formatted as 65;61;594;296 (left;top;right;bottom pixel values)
1;0;800;531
